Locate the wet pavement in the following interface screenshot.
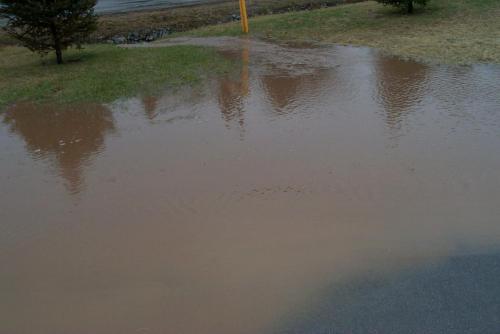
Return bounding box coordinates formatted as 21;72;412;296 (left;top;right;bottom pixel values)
95;0;217;13
1;38;500;334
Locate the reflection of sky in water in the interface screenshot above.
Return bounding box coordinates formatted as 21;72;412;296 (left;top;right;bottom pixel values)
1;39;500;334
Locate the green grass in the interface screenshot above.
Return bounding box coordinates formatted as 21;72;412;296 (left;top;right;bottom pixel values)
0;44;232;107
182;0;500;64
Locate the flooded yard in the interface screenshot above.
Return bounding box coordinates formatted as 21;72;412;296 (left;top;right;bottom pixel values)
1;38;500;334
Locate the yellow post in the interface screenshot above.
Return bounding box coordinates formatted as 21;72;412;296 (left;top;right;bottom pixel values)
239;0;249;33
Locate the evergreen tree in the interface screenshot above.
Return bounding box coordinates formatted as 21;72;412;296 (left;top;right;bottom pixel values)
376;0;429;14
0;0;97;64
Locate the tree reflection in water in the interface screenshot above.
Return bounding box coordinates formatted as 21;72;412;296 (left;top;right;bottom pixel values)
3;103;115;195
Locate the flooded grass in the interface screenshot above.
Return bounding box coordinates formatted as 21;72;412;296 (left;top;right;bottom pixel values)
183;0;500;64
0;44;232;107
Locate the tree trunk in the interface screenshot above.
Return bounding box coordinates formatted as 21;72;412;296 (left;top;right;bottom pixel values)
50;22;63;64
407;0;414;14
55;46;63;64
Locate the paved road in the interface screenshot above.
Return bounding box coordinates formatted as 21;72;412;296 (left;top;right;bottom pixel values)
95;0;221;13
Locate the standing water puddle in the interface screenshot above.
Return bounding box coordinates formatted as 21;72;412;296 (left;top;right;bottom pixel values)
1;38;500;334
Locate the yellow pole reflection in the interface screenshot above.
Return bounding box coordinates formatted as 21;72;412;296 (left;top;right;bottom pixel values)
241;38;250;96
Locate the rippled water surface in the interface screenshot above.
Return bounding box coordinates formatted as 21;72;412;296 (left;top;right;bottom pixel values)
1;38;500;334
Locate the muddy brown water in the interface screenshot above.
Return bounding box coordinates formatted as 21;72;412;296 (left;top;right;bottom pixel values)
1;38;500;334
